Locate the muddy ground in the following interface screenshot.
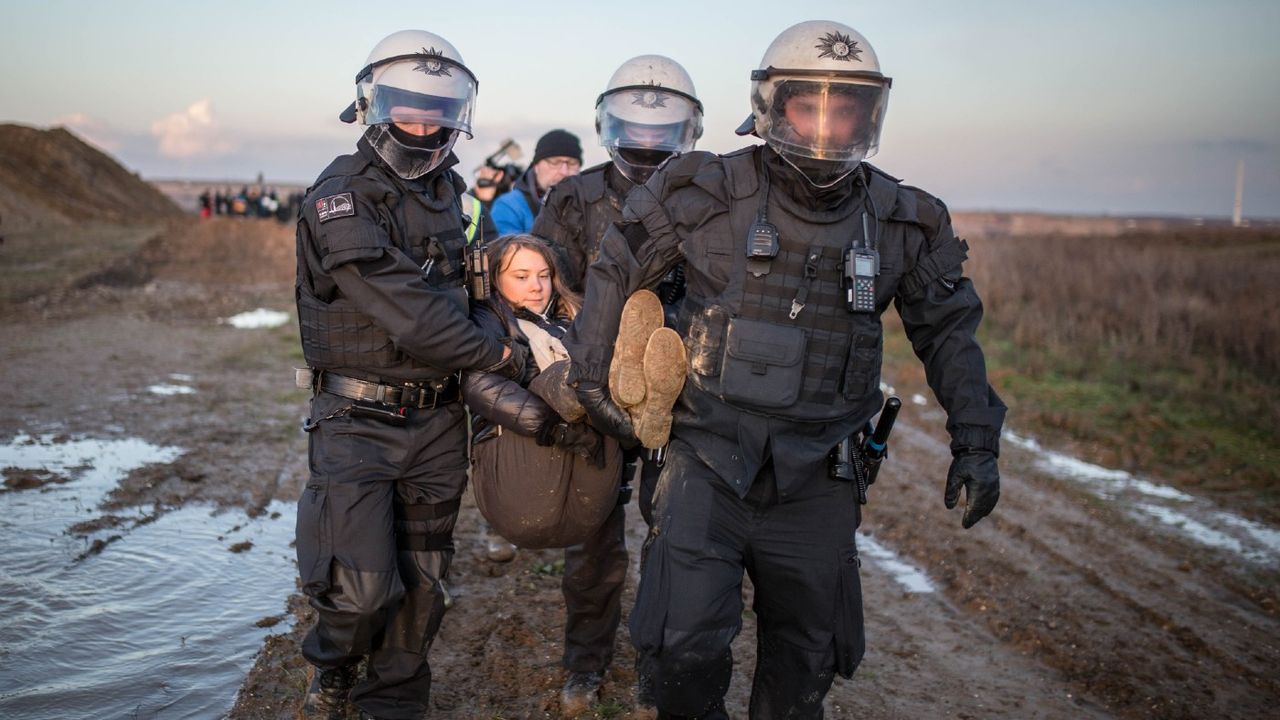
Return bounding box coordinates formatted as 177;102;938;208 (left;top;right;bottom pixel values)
3;217;1277;719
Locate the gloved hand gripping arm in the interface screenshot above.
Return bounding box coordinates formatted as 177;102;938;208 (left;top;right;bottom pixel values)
536;414;607;469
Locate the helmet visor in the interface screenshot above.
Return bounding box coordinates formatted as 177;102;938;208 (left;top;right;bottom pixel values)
359;57;477;135
758;79;889;162
596;88;701;153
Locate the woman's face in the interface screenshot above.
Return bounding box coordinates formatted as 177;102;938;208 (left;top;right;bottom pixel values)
495;246;552;314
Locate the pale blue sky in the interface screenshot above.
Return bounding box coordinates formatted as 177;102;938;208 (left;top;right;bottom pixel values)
2;0;1277;217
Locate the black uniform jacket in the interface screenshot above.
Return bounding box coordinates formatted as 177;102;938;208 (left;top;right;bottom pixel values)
532;162;630;292
296;138;506;383
566;146;1006;496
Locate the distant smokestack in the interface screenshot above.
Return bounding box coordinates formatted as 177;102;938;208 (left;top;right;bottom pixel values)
1232;159;1244;227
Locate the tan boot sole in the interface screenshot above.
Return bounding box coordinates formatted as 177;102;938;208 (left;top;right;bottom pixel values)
609;289;664;408
634;327;686;449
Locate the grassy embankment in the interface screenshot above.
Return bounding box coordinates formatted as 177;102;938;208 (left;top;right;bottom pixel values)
887;227;1279;522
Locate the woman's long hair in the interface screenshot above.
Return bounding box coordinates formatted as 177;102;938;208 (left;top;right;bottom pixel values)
485;234;582;320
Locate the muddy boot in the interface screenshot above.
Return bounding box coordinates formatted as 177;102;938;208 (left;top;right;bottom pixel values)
632;670;659;720
609;290;664;409
632;328;686;450
480;521;517;563
486;534;517;563
528;359;585;422
299;663;357;720
560;670;603;718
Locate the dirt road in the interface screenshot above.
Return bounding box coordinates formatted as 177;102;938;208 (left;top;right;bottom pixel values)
4;219;1277;719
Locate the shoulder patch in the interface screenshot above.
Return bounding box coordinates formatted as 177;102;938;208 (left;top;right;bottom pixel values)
315;193;355;223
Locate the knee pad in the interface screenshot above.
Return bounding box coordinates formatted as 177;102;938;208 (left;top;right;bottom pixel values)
393;499;460;553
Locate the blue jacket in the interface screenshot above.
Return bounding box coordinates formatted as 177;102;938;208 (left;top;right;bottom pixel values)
491;174;539;235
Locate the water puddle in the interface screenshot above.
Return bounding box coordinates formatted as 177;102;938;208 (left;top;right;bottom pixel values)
1003;429;1279;565
224;308;290;329
858;532;937;593
0;433;297;719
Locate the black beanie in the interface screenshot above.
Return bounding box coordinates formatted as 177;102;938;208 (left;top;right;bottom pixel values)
531;129;583;166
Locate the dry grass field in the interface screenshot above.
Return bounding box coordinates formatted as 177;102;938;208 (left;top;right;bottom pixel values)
948;226;1280;519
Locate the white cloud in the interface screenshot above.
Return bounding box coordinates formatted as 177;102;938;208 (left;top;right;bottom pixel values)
150;99;235;159
54;112;123;152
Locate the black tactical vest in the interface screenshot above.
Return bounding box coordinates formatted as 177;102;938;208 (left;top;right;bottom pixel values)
296;149;470;380
539;163;624;291
677;147;907;423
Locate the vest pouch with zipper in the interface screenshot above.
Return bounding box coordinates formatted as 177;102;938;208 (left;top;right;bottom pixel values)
719;317;807;410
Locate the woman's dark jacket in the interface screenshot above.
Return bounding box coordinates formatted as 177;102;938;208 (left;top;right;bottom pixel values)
463;300;568;444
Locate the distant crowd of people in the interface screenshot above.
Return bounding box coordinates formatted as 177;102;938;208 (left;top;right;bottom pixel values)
197;185;302;223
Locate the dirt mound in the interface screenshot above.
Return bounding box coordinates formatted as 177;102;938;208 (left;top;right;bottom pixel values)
0;123;183;233
155;217;295;287
71;217;293;290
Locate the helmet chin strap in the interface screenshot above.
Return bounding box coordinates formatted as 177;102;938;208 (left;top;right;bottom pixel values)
778;152;860;189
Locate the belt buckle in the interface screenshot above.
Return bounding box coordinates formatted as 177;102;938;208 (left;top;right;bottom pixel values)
378;384;402;406
399;382;430;410
427;377;451;410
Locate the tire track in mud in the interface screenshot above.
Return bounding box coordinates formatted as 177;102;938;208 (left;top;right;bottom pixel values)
871;419;1280;719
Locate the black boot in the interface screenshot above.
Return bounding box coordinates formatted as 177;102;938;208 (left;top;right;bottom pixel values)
300;663;357;719
560;670;603;717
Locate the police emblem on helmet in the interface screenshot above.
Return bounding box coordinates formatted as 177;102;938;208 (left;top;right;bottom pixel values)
631;90;668;109
815;31;861;62
414;47;452;76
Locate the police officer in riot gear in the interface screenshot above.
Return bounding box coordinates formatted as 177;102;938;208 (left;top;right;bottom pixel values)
531;54;702;714
295;29;524;720
538;55;702;290
566;21;1005;718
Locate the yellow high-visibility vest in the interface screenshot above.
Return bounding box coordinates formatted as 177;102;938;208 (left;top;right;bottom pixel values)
463;193;483;244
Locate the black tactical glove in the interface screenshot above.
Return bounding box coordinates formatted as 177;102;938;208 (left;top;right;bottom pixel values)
483;337;531;381
536;416;606;469
574;380;638;449
944;449;1000;529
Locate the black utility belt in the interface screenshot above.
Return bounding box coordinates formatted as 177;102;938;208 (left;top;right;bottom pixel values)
319;372;459;409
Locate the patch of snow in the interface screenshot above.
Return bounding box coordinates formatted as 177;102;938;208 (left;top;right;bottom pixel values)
224;308;289;329
858;533;937;593
147;384;195;396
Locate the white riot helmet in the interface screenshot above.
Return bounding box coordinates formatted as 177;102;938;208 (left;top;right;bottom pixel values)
744;21;892;187
340;30;478;180
596;55;703;184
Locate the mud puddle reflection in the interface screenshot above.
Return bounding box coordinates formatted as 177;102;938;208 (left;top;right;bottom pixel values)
0;433;297;719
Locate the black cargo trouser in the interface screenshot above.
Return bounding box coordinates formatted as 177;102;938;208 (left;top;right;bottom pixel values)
562;501;628;672
296;390;468;720
630;438;865;719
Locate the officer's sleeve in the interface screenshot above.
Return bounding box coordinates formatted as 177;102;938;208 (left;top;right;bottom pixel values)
308;183;507;372
531;185;587;292
894;198;1007;456
564;168;688;386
